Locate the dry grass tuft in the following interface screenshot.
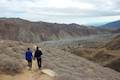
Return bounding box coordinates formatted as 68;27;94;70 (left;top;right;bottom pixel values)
0;54;24;74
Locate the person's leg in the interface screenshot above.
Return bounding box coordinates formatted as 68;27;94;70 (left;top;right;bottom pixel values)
28;60;32;70
30;60;32;69
39;58;42;68
27;60;29;67
37;58;40;69
37;58;41;69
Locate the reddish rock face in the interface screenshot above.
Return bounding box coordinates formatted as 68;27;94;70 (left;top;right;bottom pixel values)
0;18;108;42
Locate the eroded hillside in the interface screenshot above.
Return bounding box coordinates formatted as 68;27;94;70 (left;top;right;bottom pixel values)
56;34;120;72
0;40;120;80
0;18;109;42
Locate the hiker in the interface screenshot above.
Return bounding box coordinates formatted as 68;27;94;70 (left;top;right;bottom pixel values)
34;46;43;69
25;48;33;70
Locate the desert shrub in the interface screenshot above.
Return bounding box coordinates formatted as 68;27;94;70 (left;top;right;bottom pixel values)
70;48;96;59
91;51;115;65
105;59;120;72
0;54;24;74
105;35;120;50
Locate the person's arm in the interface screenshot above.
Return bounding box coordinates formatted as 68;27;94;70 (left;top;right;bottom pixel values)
41;51;43;55
31;52;33;59
40;50;43;56
33;51;36;60
25;52;27;60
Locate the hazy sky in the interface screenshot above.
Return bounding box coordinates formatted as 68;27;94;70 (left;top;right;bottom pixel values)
0;0;120;25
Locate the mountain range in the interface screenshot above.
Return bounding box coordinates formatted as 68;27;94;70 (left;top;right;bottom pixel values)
100;20;120;29
0;18;108;42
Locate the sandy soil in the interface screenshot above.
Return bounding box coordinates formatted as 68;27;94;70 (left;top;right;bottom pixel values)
0;61;55;80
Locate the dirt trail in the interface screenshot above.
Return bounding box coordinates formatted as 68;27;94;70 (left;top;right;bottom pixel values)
0;61;55;80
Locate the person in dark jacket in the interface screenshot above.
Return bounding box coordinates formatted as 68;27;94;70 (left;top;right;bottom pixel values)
34;47;43;69
25;48;33;70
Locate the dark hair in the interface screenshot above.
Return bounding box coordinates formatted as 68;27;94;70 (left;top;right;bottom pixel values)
27;48;30;50
36;46;39;50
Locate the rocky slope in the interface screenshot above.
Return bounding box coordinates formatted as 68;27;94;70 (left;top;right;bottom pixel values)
53;34;120;72
0;18;108;42
105;34;120;50
0;40;120;80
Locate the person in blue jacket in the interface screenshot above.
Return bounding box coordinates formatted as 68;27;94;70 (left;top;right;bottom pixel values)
25;48;33;70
